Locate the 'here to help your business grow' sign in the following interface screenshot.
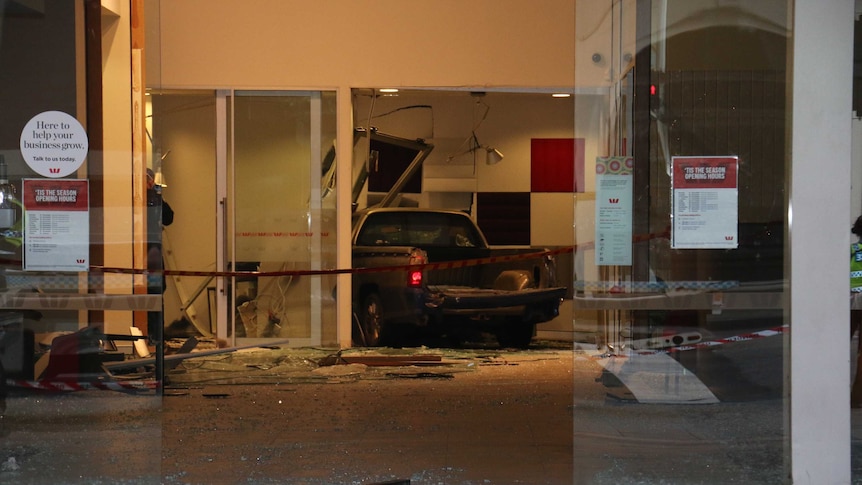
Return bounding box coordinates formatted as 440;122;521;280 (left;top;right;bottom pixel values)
19;111;90;271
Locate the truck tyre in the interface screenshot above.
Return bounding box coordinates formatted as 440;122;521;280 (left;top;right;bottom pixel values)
356;293;384;347
0;359;5;398
0;359;5;429
496;321;534;349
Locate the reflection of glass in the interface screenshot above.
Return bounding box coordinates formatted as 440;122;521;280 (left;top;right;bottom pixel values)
574;1;790;482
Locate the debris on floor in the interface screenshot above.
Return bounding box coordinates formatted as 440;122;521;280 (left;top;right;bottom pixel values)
162;345;567;386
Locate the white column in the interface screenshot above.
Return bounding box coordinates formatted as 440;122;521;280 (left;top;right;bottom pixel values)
336;86;354;348
309;92;323;345
790;0;854;482
215;91;229;343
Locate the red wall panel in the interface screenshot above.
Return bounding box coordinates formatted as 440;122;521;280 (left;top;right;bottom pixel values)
530;138;584;192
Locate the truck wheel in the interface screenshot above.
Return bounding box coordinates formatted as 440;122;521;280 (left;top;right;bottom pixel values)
0;359;5;398
0;359;5;427
355;293;384;347
496;322;534;349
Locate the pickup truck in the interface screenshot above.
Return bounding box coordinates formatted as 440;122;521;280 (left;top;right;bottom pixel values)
352;207;566;348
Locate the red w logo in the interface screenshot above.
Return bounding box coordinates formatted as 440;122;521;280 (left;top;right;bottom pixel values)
725;236;734;241
609;198;619;204
76;259;86;264
49;168;60;174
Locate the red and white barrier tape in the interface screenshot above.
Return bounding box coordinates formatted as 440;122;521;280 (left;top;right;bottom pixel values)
91;246;579;279
666;324;787;353
600;324;788;358
0;227;678;286
91;230;673;278
5;379;159;392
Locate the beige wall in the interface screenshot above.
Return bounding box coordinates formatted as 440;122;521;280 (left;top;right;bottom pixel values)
150;93;217;330
146;0;575;90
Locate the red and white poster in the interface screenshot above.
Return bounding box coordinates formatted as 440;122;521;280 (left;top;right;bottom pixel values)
22;179;89;271
671;156;738;249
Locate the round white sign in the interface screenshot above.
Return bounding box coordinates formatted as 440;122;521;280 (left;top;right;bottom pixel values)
19;111;88;178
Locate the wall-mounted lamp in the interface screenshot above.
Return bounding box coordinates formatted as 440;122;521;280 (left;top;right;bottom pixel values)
154;168;167;187
485;147;504;165
154;149;170;187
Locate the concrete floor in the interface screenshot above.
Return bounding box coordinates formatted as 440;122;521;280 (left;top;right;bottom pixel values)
0;340;806;484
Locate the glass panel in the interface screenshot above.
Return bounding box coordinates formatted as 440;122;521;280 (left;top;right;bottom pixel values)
574;1;790;482
231;92;337;344
0;2;162;482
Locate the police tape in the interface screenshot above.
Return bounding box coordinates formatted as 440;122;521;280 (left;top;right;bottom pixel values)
4;378;159;392
93;245;580;279
90;228;671;279
665;324;788;353
0;247;575;292
0;228;672;287
597;324;788;358
574;280;740;292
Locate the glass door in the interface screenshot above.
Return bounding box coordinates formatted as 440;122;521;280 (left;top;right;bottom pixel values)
224;91;337;345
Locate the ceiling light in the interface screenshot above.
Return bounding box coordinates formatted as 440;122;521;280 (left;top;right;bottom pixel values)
552;93;571;98
379;88;399;93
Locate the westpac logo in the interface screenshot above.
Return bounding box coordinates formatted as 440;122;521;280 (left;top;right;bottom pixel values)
76;259;86;264
49;168;60;174
725;236;734;241
608;198;620;204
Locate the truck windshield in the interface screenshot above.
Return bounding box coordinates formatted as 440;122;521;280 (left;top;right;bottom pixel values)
356;212;483;248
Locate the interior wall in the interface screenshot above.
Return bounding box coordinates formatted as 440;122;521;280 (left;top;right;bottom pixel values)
353;91;576;206
150;93;217;330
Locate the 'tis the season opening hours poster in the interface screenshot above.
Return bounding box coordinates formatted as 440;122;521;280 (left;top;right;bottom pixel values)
671;156;738;249
22;178;89;271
